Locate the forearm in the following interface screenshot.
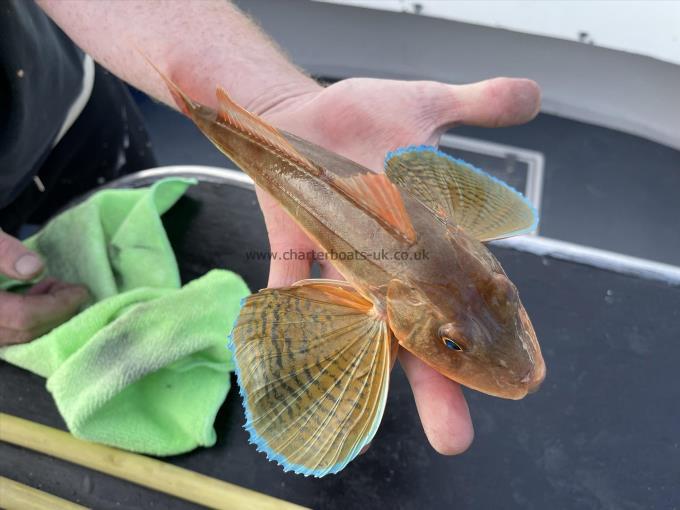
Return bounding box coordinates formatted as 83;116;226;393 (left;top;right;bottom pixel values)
37;0;321;115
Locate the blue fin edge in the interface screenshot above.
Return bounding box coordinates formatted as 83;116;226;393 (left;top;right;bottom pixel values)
384;145;539;236
226;296;387;477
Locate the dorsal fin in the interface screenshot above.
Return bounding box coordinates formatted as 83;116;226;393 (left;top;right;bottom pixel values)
385;145;538;241
333;173;417;245
215;89;416;244
142;53;419;245
215;87;321;176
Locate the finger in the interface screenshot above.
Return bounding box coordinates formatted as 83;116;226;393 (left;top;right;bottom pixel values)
25;277;61;295
0;285;85;345
319;260;344;281
0;230;44;280
0;283;89;334
265;222;315;287
256;186;318;288
399;348;474;455
0;326;34;346
267;246;312;287
441;77;541;129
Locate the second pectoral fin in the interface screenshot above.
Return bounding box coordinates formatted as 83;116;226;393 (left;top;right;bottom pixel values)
385;145;538;241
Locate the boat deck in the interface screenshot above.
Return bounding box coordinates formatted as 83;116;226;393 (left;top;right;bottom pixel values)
2;176;678;509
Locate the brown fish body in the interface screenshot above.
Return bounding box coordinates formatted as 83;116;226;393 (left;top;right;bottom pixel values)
187;104;470;295
172;86;545;400
144;58;547;476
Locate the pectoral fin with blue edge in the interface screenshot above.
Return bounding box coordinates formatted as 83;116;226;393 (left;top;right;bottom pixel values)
385;145;538;241
228;279;391;477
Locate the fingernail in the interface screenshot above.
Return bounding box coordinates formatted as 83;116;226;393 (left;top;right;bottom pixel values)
14;253;43;276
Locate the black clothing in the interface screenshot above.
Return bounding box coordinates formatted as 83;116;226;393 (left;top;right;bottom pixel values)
0;0;84;208
0;1;156;234
1;64;156;233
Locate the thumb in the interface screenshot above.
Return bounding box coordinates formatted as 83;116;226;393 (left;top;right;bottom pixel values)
437;77;541;129
0;230;44;280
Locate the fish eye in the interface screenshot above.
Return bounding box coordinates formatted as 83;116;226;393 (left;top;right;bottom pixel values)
442;336;463;351
438;324;465;351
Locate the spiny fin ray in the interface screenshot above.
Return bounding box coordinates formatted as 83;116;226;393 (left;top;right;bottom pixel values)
215;87;321;175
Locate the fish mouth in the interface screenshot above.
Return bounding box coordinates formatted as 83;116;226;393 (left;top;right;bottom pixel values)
522;356;546;394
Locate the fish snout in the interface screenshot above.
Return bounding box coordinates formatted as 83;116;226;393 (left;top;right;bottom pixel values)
521;353;546;394
516;304;545;395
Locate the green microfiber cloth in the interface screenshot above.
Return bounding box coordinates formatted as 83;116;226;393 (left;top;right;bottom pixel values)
0;178;250;455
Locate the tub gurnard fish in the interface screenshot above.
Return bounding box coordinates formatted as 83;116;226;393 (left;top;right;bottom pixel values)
156;69;546;477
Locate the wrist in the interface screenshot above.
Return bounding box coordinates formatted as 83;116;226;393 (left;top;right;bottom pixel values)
250;78;323;120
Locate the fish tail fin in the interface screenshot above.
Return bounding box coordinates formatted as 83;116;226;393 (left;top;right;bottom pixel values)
229;279;391;477
134;48;198;116
138;46;320;175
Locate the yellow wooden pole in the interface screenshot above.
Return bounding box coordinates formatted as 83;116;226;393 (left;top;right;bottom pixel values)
0;476;88;510
0;413;308;510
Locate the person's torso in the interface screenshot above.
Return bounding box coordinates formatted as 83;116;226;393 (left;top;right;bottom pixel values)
0;0;87;208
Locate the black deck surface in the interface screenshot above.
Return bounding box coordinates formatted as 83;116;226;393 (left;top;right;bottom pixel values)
1;178;679;510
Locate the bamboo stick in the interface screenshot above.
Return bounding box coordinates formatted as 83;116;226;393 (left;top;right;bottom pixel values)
0;413;308;510
0;476;88;510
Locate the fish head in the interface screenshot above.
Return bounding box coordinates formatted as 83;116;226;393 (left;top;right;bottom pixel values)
386;235;545;399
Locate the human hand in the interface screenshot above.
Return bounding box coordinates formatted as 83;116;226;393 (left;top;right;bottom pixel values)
0;231;89;346
259;76;541;454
